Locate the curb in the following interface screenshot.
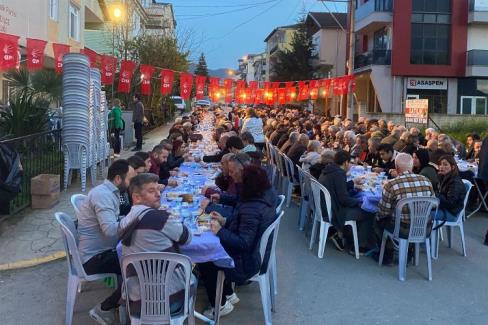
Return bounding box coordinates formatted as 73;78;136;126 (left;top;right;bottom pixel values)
0;251;66;271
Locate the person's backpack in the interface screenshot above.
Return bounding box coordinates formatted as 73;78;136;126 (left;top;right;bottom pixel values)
0;144;22;201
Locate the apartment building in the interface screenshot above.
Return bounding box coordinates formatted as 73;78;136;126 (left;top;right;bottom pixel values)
264;24;299;81
353;0;488;122
0;0;107;101
238;53;267;84
305;12;348;78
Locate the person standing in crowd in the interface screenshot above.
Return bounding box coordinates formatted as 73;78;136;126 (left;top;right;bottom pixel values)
132;94;144;151
108;98;124;157
77;160;136;324
466;133;481;160
241;108;265;151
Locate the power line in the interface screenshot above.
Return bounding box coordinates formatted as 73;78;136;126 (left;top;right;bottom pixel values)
320;1;346;32
173;0;278;9
176;3;274;20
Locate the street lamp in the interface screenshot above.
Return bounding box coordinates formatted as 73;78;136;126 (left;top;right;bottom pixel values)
109;3;125;101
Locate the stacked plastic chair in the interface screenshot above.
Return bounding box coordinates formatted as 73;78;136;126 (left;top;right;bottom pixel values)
62;54;109;191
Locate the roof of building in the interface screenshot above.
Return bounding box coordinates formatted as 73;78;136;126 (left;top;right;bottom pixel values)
263;23;301;42
306;12;347;33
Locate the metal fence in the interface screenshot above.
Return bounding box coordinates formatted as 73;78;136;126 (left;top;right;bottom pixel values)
0;129;63;214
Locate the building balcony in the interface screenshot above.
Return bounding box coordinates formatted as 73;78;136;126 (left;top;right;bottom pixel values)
466;49;488;76
355;0;392;33
354;49;391;71
469;0;488;23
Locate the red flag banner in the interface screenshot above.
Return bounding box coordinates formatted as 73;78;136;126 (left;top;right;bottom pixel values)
209;77;220;102
263;81;270;89
321;79;331;98
26;38;47;71
117;60;136;93
80;48;98;68
223;79;233;103
271;82;280;89
160;69;174;95
179;72;193;100
248;81;258;89
0;33;19;71
235;80;245;100
52;43;70;74
309;80;320;100
285;82;296;103
278;88;287;105
139;64;155;96
195;75;206;100
100;55;117;85
298;81;309;101
254;88;264;104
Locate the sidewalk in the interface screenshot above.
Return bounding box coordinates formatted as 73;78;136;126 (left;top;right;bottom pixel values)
0;123;172;270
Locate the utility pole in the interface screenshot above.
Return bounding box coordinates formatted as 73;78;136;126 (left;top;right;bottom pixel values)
317;0;355;120
346;0;355;121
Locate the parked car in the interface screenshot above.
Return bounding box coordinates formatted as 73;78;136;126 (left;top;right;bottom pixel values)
195;99;211;108
170;96;186;113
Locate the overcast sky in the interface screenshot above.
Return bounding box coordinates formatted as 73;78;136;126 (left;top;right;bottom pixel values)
165;0;347;70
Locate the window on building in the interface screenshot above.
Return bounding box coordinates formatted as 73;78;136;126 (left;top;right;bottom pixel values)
373;28;388;50
49;0;58;21
69;3;80;41
459;96;487;115
410;0;451;65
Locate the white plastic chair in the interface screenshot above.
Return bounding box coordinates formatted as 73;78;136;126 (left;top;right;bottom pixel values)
308;179;360;259
55;212;118;325
282;155;300;208
121;252;195;325
378;197;439;281
269;195;285;312
432;180;472;259
250;211;284;325
70;194;87;216
297;166;311;231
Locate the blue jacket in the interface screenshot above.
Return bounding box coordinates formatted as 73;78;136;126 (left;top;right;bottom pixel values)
217;187;277;283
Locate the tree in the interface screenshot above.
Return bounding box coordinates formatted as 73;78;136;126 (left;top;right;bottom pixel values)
271;21;318;82
194;53;209;77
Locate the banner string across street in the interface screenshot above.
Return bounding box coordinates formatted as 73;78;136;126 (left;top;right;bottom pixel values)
0;31;355;104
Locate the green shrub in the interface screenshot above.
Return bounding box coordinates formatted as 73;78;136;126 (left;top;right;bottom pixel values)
442;119;488;143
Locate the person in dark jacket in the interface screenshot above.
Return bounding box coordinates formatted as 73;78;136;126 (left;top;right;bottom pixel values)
203;135;230;163
373;143;397;178
318;150;374;253
432;155;467;222
413;148;439;192
287;134;309;167
269;124;287;146
198;164;277;318
131;94;144;151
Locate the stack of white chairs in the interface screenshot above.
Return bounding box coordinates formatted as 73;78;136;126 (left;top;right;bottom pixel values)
62;54;110;191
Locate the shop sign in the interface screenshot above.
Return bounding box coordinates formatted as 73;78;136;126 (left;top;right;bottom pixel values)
407;78;447;90
405;99;429;125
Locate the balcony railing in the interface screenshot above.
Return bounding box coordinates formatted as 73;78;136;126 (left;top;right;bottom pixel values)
356;0;393;22
354;49;391;69
470;0;488;11
467;49;488;66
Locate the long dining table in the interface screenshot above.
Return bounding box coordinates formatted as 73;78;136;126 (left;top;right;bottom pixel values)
118;112;234;325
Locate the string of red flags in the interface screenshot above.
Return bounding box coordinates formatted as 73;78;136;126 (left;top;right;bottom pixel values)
0;30;357;104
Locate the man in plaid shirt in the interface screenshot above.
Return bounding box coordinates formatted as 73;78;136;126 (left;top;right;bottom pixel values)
376;153;435;264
